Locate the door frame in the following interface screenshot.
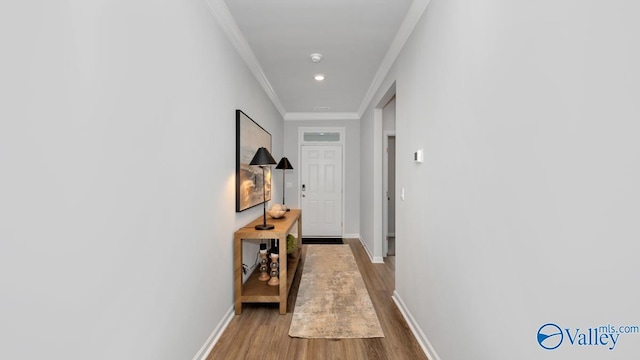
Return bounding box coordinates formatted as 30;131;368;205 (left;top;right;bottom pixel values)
382;131;396;256
371;82;396;263
297;127;346;237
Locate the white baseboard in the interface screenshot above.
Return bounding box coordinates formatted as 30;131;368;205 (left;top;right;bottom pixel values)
358;236;384;263
392;291;441;360
343;233;360;239
192;305;235;360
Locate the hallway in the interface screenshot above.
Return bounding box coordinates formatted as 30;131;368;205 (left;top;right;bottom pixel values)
208;239;426;360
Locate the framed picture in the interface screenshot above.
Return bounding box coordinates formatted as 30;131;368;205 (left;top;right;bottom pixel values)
236;110;272;212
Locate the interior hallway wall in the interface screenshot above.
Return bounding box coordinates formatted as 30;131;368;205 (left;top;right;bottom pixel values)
361;0;640;359
0;1;282;359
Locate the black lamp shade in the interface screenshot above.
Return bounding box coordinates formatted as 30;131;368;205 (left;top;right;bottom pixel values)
250;147;277;166
275;157;293;170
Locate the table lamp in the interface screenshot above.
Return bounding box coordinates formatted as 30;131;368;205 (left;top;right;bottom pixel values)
275;157;293;211
250;147;277;230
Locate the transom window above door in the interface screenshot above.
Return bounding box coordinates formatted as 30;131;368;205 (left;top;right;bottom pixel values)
299;127;345;145
303;132;341;142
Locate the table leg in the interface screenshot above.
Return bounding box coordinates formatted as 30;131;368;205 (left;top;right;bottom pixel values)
279;235;287;314
234;236;243;315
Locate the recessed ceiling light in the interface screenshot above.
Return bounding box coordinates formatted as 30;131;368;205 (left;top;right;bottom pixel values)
314;74;325;81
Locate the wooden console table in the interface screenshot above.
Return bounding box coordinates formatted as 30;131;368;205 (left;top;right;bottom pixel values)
234;209;302;315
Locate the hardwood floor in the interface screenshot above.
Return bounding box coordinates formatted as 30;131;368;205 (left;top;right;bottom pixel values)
207;239;427;360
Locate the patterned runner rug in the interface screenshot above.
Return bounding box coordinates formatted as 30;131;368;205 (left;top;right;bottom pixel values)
289;245;384;338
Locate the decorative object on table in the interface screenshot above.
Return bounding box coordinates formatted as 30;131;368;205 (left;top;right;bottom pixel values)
289;245;384;338
258;243;269;281
249;147;277;230
268;253;279;286
287;234;297;254
267;239;278;255
236;110;273;212
275;157;294;211
267;203;286;219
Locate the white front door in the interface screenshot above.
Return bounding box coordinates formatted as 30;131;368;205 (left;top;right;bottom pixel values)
300;145;342;237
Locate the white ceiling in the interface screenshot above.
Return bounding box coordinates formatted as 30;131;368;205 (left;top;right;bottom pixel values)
208;0;426;120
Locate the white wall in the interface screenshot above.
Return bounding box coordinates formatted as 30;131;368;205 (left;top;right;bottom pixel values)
361;0;640;359
283;119;360;236
0;1;282;359
383;97;396;132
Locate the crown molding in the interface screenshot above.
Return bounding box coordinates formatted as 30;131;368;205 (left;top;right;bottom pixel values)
204;0;287;117
284;112;360;121
357;0;432;115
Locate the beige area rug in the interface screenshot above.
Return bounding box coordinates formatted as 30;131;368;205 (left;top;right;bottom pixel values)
289;245;384;338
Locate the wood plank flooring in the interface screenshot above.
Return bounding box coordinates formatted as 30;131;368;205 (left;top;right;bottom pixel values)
207;239;427;360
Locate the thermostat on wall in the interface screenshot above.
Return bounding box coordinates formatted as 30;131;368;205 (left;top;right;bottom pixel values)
414;149;424;163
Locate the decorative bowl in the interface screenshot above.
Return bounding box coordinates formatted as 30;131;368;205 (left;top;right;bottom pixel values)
267;204;286;218
267;209;286;219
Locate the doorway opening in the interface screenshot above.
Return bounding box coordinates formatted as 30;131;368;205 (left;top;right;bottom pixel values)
381;96;396;259
371;82;396;264
384;134;396;256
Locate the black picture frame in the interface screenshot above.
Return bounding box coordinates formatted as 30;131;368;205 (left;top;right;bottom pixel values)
236;110;272;212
